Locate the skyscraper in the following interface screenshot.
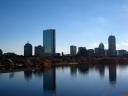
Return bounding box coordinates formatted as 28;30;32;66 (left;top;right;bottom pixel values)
24;42;32;56
108;35;116;50
108;35;117;56
43;29;56;55
70;45;77;56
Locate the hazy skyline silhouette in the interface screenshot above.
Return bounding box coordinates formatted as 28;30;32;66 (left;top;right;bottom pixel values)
1;0;128;55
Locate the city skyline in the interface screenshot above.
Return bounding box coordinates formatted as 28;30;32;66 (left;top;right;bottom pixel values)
1;0;128;55
1;32;128;56
1;28;128;55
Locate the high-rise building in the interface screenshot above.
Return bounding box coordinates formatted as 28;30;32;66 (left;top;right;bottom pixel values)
98;43;105;56
70;45;77;56
35;45;44;56
108;35;116;50
94;43;105;56
99;43;104;49
108;35;117;56
43;29;56;56
24;42;32;56
0;49;3;56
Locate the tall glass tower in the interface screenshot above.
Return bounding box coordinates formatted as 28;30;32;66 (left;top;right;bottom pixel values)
108;35;117;56
70;45;77;56
108;35;116;50
43;29;56;55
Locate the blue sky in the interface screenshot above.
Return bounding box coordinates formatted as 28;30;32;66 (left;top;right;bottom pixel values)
1;0;128;55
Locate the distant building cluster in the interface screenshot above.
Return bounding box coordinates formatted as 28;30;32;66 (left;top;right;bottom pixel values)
0;30;128;57
24;29;56;57
70;35;128;57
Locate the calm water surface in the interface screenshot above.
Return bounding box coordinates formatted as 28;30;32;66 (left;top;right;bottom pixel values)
0;64;128;96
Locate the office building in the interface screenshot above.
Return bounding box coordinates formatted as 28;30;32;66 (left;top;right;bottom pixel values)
99;43;104;49
98;43;105;56
70;45;77;56
108;35;116;50
78;47;87;56
107;35;117;56
87;49;94;56
95;43;105;56
94;48;100;56
35;45;44;56
118;50;127;56
24;42;32;56
43;29;56;56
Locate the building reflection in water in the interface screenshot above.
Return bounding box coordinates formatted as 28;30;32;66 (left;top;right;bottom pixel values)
70;66;77;77
33;69;43;78
43;68;56;96
97;65;105;78
109;64;117;85
77;64;89;75
24;70;32;81
9;72;15;79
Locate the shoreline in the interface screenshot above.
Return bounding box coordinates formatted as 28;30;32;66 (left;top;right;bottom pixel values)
1;56;128;73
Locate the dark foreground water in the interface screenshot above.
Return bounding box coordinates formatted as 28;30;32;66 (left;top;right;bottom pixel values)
0;64;128;96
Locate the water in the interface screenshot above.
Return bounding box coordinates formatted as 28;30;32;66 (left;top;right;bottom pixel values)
0;64;128;96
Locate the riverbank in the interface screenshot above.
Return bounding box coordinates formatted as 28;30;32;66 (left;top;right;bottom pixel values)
0;56;128;72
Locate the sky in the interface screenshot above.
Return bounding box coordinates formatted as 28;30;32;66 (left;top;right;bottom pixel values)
1;0;128;55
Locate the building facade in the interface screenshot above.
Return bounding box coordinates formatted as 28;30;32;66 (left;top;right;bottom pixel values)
108;35;117;56
24;42;32;56
118;50;127;56
43;29;56;56
78;47;87;56
108;35;116;50
87;49;94;56
98;43;105;56
35;45;44;56
94;48;100;56
70;45;77;56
